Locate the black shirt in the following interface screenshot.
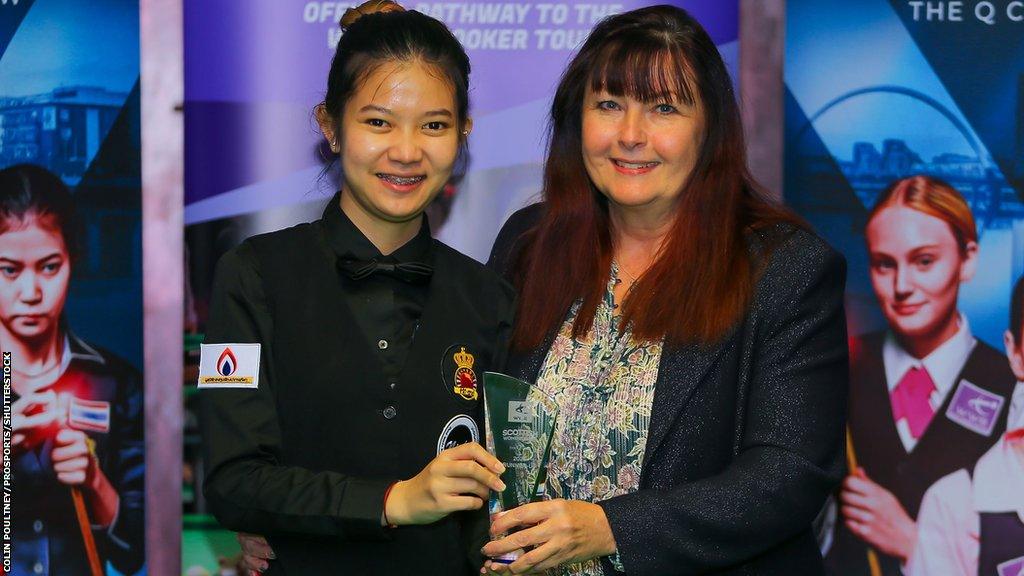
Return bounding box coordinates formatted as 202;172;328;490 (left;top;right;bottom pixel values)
200;195;515;575
322;198;431;384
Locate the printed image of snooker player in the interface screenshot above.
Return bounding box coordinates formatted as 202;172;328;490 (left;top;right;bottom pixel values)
907;275;1024;576
1;164;144;576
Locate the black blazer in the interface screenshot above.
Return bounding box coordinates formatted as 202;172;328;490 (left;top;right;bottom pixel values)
488;204;849;575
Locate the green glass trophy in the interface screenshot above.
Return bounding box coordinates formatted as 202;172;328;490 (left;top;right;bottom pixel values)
482;372;559;564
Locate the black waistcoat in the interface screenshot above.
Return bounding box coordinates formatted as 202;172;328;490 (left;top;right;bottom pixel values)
827;332;1016;576
247;222;511;575
979;512;1024;576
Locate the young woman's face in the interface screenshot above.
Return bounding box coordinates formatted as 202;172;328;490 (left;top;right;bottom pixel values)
866;205;976;342
581;88;703;217
0;216;70;341
329;61;465;230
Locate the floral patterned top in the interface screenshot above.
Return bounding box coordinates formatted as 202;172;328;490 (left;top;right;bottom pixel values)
528;263;663;576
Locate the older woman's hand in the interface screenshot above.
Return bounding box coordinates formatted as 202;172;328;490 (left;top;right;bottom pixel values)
481;499;617;574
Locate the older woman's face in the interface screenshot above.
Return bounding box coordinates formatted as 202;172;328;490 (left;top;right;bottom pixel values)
866;205;976;342
581;89;703;216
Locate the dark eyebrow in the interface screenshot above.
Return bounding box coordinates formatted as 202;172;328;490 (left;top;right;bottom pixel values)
358;105;453;118
0;253;63;265
422;109;453;118
358;104;392;115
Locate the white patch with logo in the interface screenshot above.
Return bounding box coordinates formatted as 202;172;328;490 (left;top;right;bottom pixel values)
437;414;479;454
198;343;261;389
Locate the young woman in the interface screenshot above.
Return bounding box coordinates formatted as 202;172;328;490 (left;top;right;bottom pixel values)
483;6;848;575
200;1;513;574
1;163;144;575
830;175;1016;574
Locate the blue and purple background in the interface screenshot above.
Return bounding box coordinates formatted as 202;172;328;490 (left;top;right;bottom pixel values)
184;0;738;264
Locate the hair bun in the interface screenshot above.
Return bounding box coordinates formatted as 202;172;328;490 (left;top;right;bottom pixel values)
340;0;406;31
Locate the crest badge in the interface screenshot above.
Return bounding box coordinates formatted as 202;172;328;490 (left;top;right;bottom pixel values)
441;343;483;404
453;347;478;401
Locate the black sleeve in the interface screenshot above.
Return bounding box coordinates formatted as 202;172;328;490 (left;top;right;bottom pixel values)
598;235;849;574
200;242;396;539
97;364;145;574
486;203;543;283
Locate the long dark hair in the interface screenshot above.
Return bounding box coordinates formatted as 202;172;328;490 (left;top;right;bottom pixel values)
321;0;471;137
0;163;79;262
512;5;804;350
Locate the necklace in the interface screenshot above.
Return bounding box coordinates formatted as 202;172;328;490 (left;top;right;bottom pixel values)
612;261;644;311
619;265;640;285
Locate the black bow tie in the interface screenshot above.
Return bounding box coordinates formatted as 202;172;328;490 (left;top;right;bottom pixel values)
337;257;433;284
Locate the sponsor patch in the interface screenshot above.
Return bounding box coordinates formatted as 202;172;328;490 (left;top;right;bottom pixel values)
198;343;260;389
68;397;110;433
441;344;479;403
998;556;1024;576
436;414;479;454
945;379;1004;436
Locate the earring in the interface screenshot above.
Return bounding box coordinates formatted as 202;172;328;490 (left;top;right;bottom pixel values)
461;130;469;136
330;139;338;152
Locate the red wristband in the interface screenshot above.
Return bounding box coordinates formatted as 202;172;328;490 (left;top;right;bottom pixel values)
382;481;399;528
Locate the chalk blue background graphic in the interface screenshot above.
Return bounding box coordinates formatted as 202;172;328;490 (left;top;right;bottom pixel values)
0;0;143;373
785;0;1024;350
0;2;145;576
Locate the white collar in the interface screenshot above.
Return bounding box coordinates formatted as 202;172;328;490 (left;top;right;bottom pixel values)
972;435;1024;519
1009;382;1024;430
882;314;976;397
55;331;106;380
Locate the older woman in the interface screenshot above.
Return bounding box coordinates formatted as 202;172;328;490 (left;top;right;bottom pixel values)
483;6;848;575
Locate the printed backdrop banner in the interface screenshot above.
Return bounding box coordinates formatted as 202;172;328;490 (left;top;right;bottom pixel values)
0;1;145;575
181;2;736;571
785;1;1024;575
182;0;738;261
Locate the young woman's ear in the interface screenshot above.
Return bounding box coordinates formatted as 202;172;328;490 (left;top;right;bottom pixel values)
316;103;339;152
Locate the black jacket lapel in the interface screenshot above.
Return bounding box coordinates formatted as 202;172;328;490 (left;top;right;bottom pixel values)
644;339;730;468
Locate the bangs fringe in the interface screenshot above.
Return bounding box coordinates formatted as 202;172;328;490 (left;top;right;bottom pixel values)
589;37;697;105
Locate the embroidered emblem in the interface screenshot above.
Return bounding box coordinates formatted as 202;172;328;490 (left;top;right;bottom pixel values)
945;379;1004;437
199;343;260;389
453;347;479;401
436;414;479;454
